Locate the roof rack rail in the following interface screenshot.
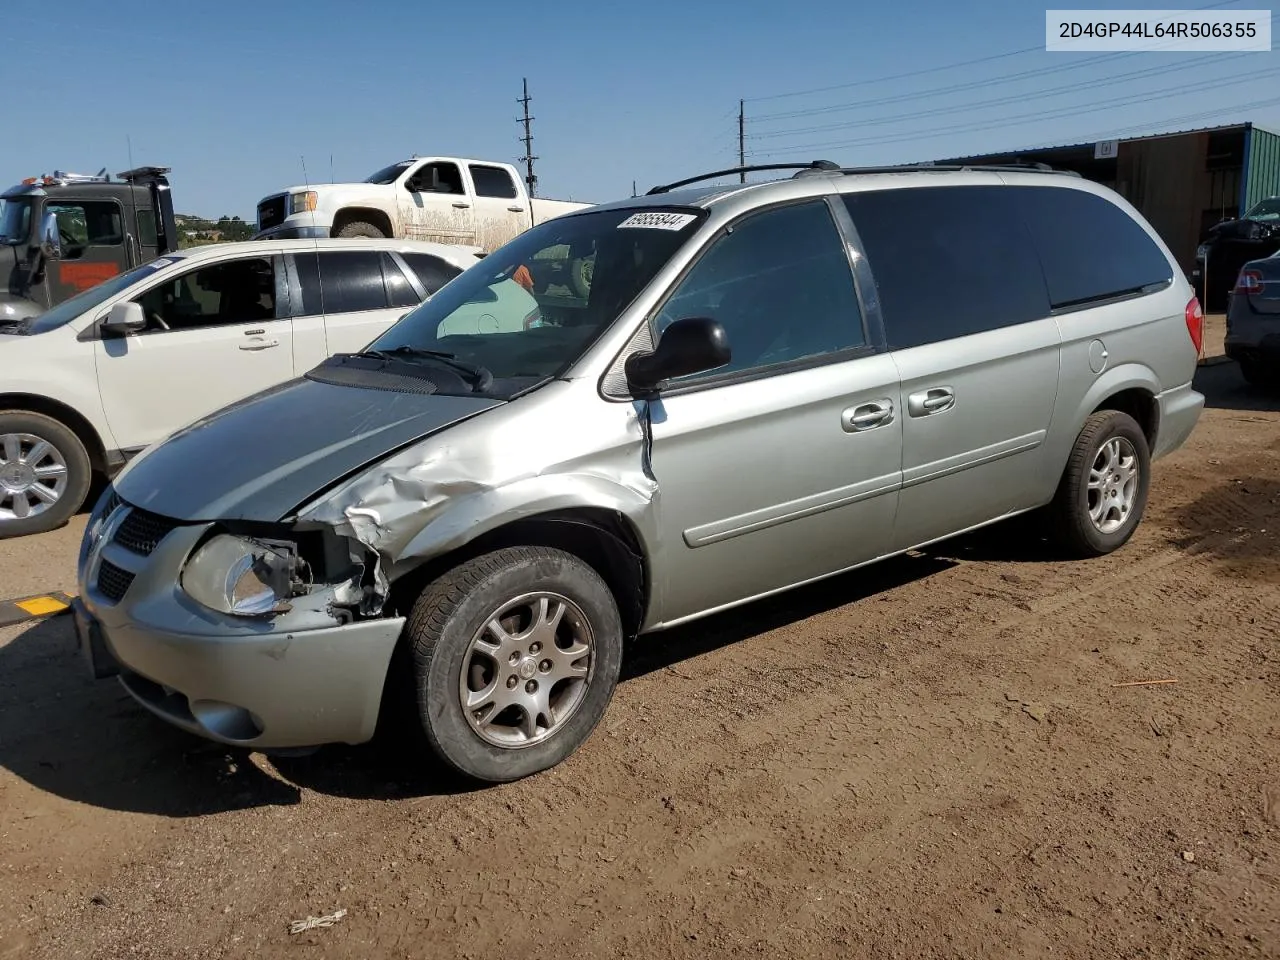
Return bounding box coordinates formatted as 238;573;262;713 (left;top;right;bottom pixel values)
646;160;840;196
833;162;1077;176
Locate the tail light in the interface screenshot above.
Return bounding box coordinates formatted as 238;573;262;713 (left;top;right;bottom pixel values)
1185;296;1204;356
1234;270;1264;295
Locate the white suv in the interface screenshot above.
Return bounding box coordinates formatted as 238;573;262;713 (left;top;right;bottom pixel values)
0;237;480;537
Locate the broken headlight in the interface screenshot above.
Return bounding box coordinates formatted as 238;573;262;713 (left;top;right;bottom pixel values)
181;535;310;617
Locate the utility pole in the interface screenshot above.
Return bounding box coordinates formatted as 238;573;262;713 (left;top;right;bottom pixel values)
738;99;745;182
518;78;538;198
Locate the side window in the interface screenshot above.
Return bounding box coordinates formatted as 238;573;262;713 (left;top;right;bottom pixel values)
1011;186;1174;309
654;200;865;379
135;209;158;247
294;251;389;314
134;257;276;332
469;165;519;199
381;253;421;308
46;201;124;248
841;186;1050;351
407;162;465;195
398;252;463;295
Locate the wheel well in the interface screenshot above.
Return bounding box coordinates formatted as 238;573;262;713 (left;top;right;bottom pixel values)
1092;388;1158;449
0;393;108;472
388;508;649;641
330;207;393;237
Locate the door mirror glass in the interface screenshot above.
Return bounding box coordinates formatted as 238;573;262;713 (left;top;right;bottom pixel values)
101;301;147;335
625;316;731;395
39;211;61;261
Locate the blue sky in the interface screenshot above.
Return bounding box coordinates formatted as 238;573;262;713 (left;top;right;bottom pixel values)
3;0;1277;218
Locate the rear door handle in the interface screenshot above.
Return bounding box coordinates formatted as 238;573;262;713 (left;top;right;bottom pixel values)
452;201;471;209
907;387;955;417
842;399;894;433
239;337;280;351
507;205;525;213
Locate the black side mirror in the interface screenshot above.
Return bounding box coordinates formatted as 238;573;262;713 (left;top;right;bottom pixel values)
625;317;731;396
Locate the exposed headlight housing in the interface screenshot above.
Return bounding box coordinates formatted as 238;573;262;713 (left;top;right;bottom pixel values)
181;535;309;617
288;190;318;215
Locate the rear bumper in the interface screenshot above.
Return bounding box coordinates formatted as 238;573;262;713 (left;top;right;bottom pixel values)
1153;382;1205;461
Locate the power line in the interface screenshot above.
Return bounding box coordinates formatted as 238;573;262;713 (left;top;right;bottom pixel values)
743;0;1252;106
747;52;1251;140
749;66;1280;156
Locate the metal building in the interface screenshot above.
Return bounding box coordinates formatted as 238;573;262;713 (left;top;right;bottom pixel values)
929;122;1280;276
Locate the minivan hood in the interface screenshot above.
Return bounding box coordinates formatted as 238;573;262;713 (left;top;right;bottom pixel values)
113;377;502;522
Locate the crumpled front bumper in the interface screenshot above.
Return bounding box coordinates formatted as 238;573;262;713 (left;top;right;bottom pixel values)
75;514;405;750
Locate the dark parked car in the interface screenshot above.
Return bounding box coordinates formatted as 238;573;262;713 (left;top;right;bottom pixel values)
1225;249;1280;387
1193;196;1280;312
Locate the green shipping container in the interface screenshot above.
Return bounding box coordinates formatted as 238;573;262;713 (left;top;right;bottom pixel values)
1241;125;1280;214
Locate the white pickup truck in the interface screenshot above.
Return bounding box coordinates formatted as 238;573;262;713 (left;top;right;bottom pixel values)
254;156;590;253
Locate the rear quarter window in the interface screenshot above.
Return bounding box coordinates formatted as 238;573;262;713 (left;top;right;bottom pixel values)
841;185;1050;351
399;252;464;295
1010;185;1173;309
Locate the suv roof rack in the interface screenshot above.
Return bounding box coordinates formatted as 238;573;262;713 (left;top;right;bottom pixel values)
644;160;1078;196
834;162;1078;176
645;161;841;195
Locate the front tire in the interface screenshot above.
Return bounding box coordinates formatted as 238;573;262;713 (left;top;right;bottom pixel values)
333;220;386;239
1046;410;1151;558
405;546;623;783
0;411;92;539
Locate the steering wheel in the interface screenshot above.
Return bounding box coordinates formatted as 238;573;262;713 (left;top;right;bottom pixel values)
59;228;77;247
148;311;170;331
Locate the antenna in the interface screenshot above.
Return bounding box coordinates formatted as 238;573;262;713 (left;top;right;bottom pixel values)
330;153;334;184
127;133;135;172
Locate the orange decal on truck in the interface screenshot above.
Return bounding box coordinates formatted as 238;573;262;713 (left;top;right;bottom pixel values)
60;261;120;291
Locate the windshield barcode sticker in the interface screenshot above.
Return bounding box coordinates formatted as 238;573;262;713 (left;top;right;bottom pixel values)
617;212;697;231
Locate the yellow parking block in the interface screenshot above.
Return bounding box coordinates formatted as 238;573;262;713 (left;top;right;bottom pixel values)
16;596;70;616
0;592;77;627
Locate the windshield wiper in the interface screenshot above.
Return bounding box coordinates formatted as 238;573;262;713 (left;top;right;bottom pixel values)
346;346;494;391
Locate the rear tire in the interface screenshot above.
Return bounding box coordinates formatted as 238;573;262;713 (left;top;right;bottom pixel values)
333;220;386;239
404;546;623;783
0;411;92;539
1046;410;1151;559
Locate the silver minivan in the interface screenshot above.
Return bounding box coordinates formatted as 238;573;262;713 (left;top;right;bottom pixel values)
73;163;1206;782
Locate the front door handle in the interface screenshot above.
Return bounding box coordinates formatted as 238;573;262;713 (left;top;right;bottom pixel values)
452;201;471;209
907;387;955;417
507;205;525;213
238;338;280;351
842;399;894;433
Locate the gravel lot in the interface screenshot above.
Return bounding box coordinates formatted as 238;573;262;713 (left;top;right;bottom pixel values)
1;328;1276;959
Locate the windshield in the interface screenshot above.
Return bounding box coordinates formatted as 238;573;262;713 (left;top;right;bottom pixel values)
1245;197;1280;222
0;198;32;245
340;207;707;398
19;257;185;335
365;161;415;185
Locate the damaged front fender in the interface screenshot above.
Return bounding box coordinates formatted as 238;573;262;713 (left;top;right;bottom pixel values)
293;382;660;614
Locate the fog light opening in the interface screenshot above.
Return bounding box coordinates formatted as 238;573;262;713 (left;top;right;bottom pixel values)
189;700;264;742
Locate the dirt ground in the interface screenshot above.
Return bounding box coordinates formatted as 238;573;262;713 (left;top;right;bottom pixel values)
1;329;1277;959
